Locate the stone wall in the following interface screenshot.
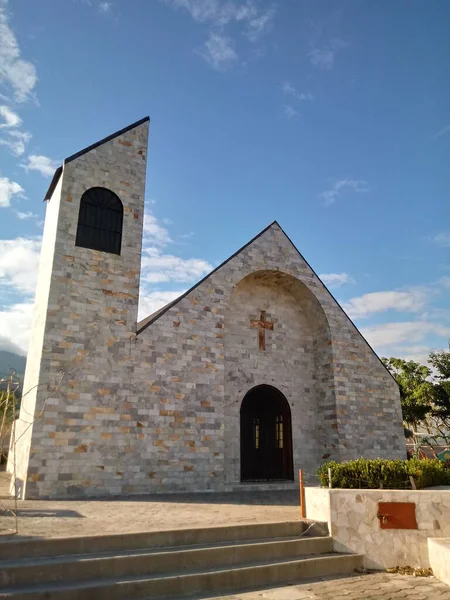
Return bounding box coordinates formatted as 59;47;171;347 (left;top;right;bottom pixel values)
305;487;450;569
12;120;149;499
13;118;405;498
133;224;404;495
428;538;450;585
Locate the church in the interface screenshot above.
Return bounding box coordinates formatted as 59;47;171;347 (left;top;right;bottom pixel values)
11;118;405;499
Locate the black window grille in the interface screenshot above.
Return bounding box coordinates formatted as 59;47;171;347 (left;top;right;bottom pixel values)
75;187;123;255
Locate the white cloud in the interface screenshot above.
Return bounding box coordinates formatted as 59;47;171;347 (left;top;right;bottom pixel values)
0;1;38;102
21;154;60;177
15;210;37;220
0;129;31;156
0;333;25;355
308;48;334;69
360;321;450;354
0;105;21;127
98;1;112;12
282;105;299;120
164;1;274;69
320;272;354;288
0;237;41;294
440;276;450;289
143;211;172;246
245;5;275;42
319;179;369;207
199;32;237;70
282;82;313;102
0;302;33;355
141;246;212;283
308;39;348;70
343;289;428;320
0;176;24;207
138;290;185;322
164;0;274;37
432;124;450;140
432;232;450;248
0;105;30;155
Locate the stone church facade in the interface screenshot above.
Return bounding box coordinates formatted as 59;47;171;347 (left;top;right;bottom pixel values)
11;118;405;499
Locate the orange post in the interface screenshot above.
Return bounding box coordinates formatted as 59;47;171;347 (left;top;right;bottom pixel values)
299;469;306;518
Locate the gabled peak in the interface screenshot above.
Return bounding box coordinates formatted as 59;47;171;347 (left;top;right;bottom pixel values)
44;117;150;201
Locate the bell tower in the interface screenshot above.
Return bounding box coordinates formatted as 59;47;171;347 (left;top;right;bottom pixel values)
11;118;149;498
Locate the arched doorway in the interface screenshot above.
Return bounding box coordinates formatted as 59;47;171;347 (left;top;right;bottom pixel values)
240;385;294;482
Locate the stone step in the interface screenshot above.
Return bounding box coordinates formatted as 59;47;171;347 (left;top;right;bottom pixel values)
0;553;363;600
0;520;327;561
0;536;333;588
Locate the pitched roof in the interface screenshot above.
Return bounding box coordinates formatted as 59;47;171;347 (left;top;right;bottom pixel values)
136;220;277;334
44;117;150;201
136;220;397;384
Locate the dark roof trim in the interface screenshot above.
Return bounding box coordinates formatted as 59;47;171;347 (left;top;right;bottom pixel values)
136;219;397;385
44;117;150;202
44;166;62;201
64;116;150;164
280;227;399;386
136;220;278;335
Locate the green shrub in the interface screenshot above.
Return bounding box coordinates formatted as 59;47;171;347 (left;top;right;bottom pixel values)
316;457;450;490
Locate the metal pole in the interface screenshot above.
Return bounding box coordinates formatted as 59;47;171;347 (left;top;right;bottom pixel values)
299;469;306;518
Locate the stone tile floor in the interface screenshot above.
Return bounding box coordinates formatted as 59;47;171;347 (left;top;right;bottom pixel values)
0;472;301;538
205;573;450;599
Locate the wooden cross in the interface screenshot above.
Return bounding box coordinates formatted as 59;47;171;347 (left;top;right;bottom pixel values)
250;310;274;351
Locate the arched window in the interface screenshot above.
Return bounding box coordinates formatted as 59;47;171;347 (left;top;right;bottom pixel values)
75;187;123;255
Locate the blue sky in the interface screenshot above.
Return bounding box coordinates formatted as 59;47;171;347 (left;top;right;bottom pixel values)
0;0;449;363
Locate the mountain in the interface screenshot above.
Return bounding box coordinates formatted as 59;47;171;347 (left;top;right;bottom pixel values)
0;351;26;379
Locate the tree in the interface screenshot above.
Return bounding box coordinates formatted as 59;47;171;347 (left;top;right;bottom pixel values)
429;341;450;429
382;357;434;430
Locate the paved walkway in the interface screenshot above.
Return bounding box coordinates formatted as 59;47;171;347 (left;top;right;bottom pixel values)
208;573;450;599
0;476;301;538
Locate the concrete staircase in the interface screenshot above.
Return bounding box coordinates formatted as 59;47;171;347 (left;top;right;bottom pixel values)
0;521;363;599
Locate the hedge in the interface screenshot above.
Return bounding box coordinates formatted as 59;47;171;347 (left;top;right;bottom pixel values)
316;457;450;490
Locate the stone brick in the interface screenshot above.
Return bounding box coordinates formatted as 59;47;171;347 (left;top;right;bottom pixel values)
11;118;404;499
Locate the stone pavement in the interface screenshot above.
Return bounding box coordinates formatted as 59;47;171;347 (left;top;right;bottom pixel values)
207;573;450;599
0;481;301;538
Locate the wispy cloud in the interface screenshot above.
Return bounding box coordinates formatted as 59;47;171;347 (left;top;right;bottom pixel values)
143;211;173;246
319;179;369;206
282;105;299;120
0;1;38;102
163;0;274;34
98;1;113;13
0;105;31;155
163;0;275;68
0;176;25;207
282;82;313;102
431;232;450;248
319;272;354;288
141;211;212;283
342;289;428;320
0;129;31;156
141;248;212;283
360;321;450;354
21;154;60;177
15;210;37;220
308;39;348;70
432;124;450;140
199;32;237;70
0;105;21;127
